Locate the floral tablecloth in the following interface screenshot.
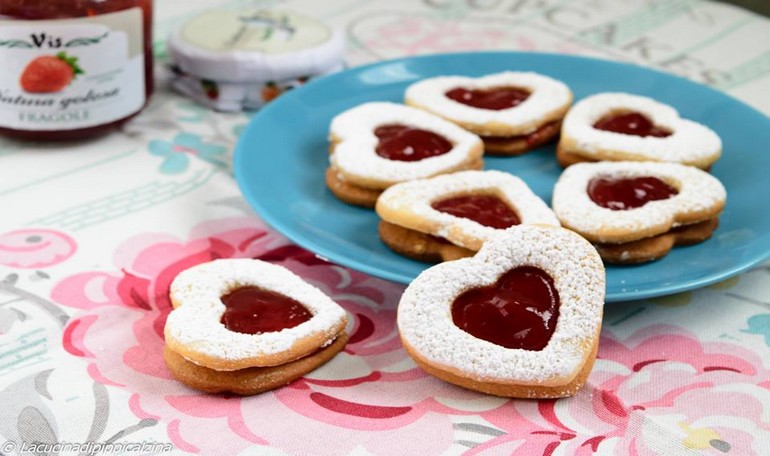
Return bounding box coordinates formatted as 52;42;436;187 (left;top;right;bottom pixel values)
2;1;770;455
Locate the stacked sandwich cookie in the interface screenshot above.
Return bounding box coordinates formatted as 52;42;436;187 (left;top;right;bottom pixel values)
552;161;726;264
163;259;348;395
326;102;484;207
375;170;559;262
405;71;572;155
398;225;605;398
557;93;722;169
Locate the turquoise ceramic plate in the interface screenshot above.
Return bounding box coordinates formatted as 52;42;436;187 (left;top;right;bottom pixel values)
234;52;770;302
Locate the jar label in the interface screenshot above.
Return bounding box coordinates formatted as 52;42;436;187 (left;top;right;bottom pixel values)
0;8;145;131
179;10;331;54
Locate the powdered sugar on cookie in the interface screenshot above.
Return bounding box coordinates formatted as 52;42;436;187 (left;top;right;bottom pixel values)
398;225;604;386
165;259;347;368
376;170;560;251
405;72;572;136
330;102;483;189
552;161;726;243
559;93;721;168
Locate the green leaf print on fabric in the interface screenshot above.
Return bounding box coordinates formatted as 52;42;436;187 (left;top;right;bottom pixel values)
743;314;770;346
148;132;227;174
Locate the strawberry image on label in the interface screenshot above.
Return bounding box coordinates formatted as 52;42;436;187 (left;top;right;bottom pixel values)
20;51;84;93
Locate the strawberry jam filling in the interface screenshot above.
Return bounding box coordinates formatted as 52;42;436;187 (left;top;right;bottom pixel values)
374;124;453;161
220;286;312;334
593;112;672;138
452;266;559;351
480;120;560;146
588;176;678;210
445;87;530;110
431;194;520;229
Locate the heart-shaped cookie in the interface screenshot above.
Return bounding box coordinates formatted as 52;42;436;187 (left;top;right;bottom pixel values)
376;170;559;261
405;72;573;155
165;259;348;371
398;224;605;398
327;102;484;207
557;92;722;169
552;161;726;263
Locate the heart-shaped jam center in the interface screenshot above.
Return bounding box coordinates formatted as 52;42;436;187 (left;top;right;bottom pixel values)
220;286;312;334
593;112;672;138
588;176;678;210
451;266;559;350
431;194;521;229
374;124;452;162
445;86;530;110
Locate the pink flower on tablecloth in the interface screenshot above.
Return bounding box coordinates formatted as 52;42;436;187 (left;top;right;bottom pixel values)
52;217;503;455
52;217;770;455
55;217;287;454
471;325;770;455
0;228;76;268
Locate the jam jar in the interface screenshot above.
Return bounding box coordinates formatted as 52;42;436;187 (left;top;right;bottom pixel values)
0;0;153;140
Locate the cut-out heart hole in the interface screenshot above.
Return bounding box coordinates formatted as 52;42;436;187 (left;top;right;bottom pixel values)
588;176;679;210
431;194;521;229
374;124;453;162
444;86;531;111
593;112;672;138
451;266;559;350
220;286;313;334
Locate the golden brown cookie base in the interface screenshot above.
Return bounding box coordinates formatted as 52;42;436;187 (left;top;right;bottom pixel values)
482;120;561;155
166;316;348;371
326;158;484;208
556;144;714;172
164;332;349;395
326;168;382;208
556;145;598;168
595;218;719;264
402;330;599;399
378;220;475;262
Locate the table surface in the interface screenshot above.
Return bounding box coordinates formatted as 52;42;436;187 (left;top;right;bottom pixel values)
2;1;770;455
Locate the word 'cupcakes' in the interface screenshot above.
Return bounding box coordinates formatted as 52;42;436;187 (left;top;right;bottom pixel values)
552;161;726;263
164;259;348;395
327;102;484;207
376;170;559;262
557;92;722;169
398;224;605;398
405;72;572;155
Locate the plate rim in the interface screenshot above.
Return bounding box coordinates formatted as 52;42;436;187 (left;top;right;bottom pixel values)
234;50;770;302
